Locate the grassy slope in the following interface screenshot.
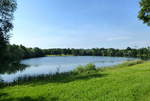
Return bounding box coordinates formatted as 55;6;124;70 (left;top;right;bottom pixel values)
1;61;150;101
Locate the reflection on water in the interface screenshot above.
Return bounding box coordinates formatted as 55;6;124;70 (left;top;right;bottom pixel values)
0;56;137;82
0;63;27;74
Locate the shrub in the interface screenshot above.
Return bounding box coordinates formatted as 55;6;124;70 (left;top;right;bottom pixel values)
125;60;144;66
74;64;96;73
117;60;144;67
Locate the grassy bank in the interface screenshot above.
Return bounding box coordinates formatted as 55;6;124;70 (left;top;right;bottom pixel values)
1;60;150;101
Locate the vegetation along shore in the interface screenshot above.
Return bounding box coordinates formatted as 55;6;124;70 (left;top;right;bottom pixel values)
1;60;150;101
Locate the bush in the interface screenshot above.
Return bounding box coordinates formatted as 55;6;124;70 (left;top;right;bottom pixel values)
125;60;144;66
116;60;145;68
74;64;96;73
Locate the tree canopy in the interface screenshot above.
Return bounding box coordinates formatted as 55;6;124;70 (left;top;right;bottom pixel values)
4;44;150;63
138;0;150;26
0;0;17;63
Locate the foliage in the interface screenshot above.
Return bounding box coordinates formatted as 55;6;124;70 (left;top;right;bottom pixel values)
0;0;17;63
0;63;27;74
138;0;150;26
43;47;150;58
74;64;96;73
3;44;150;64
2;44;45;63
123;60;144;66
105;60;145;69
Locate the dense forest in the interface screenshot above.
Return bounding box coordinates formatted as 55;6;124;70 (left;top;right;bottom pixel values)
3;44;150;63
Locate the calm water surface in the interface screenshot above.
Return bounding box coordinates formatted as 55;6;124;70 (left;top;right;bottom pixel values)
0;56;137;82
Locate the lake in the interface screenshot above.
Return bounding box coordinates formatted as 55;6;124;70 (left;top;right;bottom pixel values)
0;56;137;82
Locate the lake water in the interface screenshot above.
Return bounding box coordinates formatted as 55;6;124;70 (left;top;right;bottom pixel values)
0;56;137;82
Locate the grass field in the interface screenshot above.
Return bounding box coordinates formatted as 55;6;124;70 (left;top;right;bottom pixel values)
1;60;150;101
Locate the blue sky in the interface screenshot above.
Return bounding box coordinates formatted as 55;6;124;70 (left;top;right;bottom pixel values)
10;0;150;49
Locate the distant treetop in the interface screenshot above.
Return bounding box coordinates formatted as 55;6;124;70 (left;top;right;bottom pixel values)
138;0;150;26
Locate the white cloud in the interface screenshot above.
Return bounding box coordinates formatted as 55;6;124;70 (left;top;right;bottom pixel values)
107;36;131;41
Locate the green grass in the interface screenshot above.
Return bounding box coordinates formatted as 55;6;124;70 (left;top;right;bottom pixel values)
1;60;150;101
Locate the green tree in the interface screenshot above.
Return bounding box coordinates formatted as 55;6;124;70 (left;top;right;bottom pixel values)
0;0;17;63
138;0;150;26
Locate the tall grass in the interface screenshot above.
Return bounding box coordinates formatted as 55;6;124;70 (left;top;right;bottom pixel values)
74;63;96;73
115;60;144;67
14;64;97;84
0;63;98;87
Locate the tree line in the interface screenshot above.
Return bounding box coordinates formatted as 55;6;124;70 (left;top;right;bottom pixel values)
3;44;150;63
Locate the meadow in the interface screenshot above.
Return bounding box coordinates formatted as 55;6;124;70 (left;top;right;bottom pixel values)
1;60;150;101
